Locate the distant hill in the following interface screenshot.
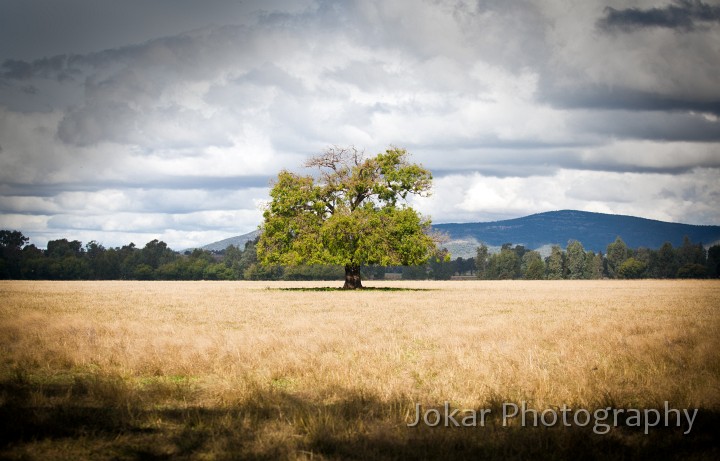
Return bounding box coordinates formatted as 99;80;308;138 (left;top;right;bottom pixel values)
195;211;720;258
435;210;720;258
192;229;260;252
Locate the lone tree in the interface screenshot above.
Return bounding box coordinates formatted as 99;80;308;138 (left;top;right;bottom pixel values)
257;146;441;289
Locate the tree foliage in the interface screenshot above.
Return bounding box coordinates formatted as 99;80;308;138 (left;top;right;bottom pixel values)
606;236;629;278
486;245;521;279
618;257;647;279
584;251;604;280
257;146;440;288
566;240;586;279
545;245;565;280
475;244;489;279
521;251;545;280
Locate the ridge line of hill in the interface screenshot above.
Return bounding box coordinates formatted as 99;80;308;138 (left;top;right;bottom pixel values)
195;210;720;258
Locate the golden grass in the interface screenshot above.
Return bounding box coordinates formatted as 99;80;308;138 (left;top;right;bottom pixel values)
1;280;719;460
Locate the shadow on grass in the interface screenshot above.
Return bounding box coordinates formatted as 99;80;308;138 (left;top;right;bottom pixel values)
1;376;718;460
273;287;437;292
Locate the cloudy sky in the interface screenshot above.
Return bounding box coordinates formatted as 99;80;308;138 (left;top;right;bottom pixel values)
1;0;719;250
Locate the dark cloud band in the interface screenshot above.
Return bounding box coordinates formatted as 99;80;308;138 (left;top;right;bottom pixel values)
598;0;720;32
541;82;720;118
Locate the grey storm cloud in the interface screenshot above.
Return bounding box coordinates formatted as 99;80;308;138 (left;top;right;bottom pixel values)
598;0;720;31
540;83;720;117
419;144;720;178
3;1;719;144
1;56;80;81
570;110;720;143
536;3;720;125
0;175;271;198
56;101;237;148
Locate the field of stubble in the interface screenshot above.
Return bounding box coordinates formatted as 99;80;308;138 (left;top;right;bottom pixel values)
1;280;719;460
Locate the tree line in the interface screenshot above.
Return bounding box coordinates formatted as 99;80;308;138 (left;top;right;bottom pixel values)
0;230;296;281
1;229;718;281
473;236;719;280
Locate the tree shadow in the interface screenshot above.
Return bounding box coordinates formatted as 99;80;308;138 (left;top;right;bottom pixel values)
1;376;718;460
274;287;437;292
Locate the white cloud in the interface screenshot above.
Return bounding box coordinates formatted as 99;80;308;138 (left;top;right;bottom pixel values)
415;167;720;225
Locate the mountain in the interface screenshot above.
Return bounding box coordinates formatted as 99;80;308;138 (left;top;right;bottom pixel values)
193;229;260;252
435;210;720;258
195;211;720;258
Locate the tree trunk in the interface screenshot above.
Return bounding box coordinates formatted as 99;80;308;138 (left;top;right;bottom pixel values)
343;264;363;289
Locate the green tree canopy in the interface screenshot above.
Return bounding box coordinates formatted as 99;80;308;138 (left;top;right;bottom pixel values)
545;245;565;280
486;246;520;279
521;251;545;280
606;236;629;278
0;230;30;278
0;230;29;249
583;251;604;279
566;240;586;280
476;244;489;279
707;244;720;278
257;146;440;289
655;242;678;278
618;257;647;279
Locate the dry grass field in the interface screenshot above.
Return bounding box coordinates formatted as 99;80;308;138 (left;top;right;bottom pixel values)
1;280;719;460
